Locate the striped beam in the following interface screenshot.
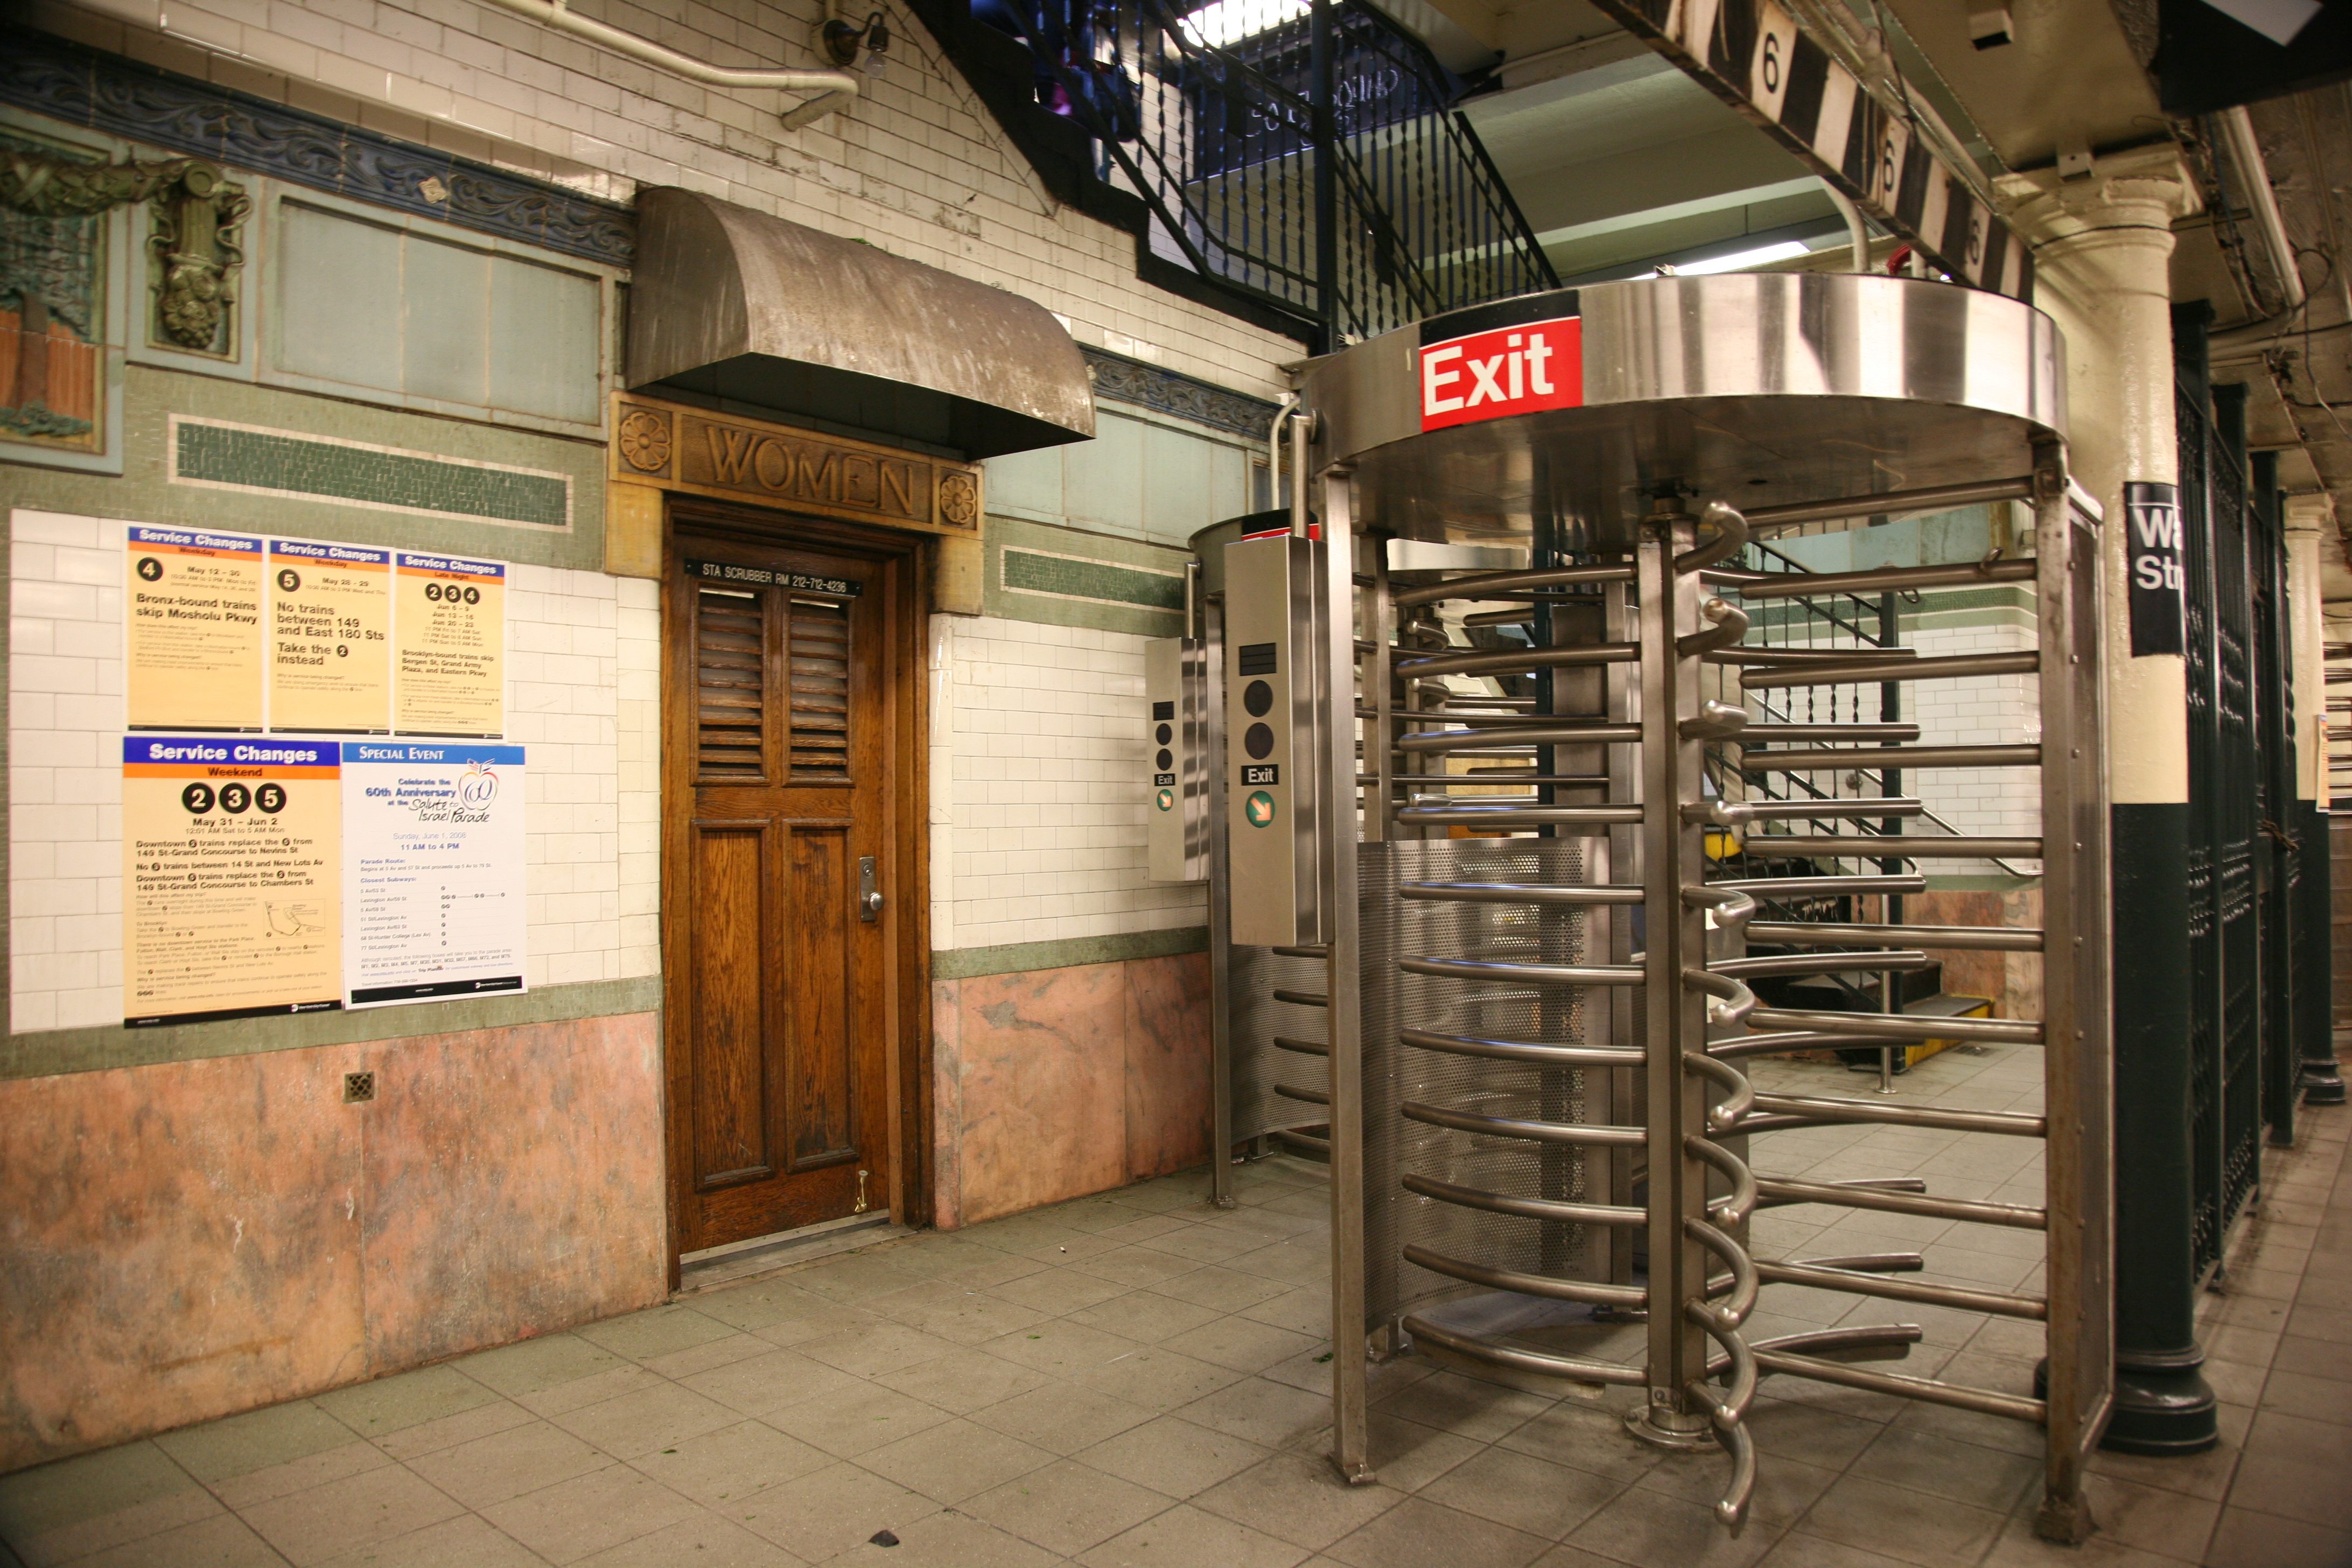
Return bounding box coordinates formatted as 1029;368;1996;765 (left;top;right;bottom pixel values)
1587;0;2033;302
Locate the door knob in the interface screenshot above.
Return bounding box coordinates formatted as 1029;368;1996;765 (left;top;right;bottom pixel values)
858;855;883;922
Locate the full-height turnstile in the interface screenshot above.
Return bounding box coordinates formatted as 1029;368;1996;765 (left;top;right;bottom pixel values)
1160;271;2116;1541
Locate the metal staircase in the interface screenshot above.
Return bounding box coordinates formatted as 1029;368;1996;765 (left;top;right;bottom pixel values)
906;0;1555;346
1707;537;2012;1061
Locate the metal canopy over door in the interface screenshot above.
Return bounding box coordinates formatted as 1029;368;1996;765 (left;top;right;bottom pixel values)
662;523;900;1257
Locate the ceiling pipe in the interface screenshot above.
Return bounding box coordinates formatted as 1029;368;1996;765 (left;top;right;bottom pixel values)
479;0;861;129
1822;180;1870;274
2214;106;2307;318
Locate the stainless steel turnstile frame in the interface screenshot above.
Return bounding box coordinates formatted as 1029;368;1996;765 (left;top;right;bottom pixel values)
1196;272;2113;1542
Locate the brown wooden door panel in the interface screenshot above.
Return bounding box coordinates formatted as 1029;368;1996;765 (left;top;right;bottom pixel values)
687;819;773;1191
783;821;856;1171
666;522;904;1261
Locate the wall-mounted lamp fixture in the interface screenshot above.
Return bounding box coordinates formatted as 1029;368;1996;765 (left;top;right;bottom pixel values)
821;10;893;72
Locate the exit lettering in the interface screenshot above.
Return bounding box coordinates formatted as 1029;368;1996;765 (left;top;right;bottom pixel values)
1420;314;1583;432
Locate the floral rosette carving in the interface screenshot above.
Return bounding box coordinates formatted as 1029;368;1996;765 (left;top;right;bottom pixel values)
618;408;673;473
938;471;978;527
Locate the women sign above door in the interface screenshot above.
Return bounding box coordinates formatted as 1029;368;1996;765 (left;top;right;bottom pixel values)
127;525;506;738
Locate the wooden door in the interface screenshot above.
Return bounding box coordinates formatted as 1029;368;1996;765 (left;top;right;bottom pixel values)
663;528;898;1256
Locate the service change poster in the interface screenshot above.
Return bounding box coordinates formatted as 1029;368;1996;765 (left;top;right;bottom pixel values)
341;743;527;1008
269;540;393;732
393;554;505;738
126;527;266;732
122;736;342;1027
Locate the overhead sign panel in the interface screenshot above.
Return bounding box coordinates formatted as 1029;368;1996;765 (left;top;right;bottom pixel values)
2155;0;2352;114
1587;0;2033;302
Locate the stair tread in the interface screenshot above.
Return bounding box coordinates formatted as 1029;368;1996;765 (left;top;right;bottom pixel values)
1902;993;1993;1018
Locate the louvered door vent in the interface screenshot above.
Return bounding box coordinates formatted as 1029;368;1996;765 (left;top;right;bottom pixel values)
789;598;850;779
696;588;765;781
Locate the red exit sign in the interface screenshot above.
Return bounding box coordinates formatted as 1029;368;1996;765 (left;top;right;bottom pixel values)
1418;313;1583;431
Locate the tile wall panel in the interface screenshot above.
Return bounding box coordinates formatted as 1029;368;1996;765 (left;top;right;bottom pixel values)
20;0;1299;401
928;613;1206;956
8;508;660;1034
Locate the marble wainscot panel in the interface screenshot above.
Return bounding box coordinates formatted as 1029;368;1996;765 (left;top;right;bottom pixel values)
358;1014;667;1373
1909;886;2045;1018
0;1013;666;1470
931;978;965;1230
1124;952;1213;1181
931;953;1213;1227
0;1047;368;1470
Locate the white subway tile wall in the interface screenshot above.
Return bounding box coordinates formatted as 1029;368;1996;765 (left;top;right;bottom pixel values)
930;613;1206;952
32;0;1297;402
1903;612;2043;854
6;509;660;1033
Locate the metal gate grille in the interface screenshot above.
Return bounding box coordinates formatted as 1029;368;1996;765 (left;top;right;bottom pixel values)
2179;377;2267;1278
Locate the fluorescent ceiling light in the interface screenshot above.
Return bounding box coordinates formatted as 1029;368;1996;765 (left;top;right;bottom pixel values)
1651;240;1812;278
1179;0;1308;48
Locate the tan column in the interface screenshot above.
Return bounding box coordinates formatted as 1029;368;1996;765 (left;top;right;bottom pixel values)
1999;148;2201;803
2285;494;2334;807
1999;146;2218;1458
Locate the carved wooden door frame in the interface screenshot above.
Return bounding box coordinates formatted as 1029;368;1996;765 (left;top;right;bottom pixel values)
656;494;933;1289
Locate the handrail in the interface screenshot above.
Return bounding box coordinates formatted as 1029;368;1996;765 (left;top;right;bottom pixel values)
1711;533;2037;880
992;0;1553;341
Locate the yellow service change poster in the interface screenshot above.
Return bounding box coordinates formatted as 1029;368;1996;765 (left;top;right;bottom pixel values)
393;552;505;738
126;526;265;731
122;736;342;1027
269;540;391;733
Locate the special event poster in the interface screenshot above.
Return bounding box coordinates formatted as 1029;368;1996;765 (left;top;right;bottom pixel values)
341;743;527;1008
122;736;341;1027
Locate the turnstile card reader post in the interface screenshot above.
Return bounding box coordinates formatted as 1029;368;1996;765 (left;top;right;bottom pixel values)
1144;636;1207;883
1223;534;1322;946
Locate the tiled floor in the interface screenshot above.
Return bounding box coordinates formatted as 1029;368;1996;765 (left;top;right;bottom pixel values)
2;1041;2344;1568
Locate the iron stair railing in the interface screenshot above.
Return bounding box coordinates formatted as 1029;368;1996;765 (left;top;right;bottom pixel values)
1706;535;2026;1017
971;0;1555;344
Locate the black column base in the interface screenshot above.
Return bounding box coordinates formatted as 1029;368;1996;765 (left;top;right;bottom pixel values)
2101;1353;2220;1454
2301;1060;2347;1107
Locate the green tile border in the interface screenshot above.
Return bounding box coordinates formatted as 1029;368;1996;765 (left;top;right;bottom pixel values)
932;927;1208;981
168;415;573;531
1;976;660;1080
982;514;1189;637
1000;547;1184;613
